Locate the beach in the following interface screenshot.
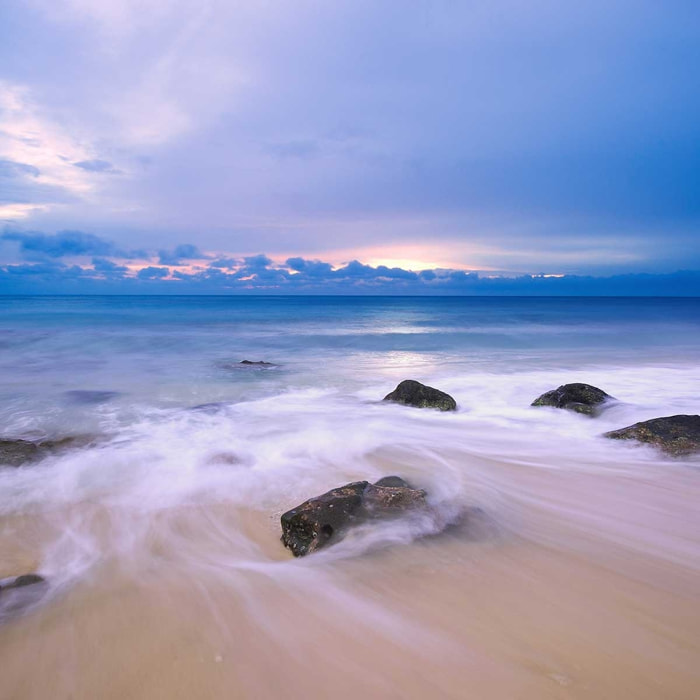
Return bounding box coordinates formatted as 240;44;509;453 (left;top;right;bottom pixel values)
1;295;699;699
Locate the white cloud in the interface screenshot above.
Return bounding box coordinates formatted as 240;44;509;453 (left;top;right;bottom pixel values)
0;82;104;218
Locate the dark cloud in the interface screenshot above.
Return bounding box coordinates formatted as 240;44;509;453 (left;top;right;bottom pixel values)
1;229;147;260
158;243;204;264
73;159;118;174
137;266;170;279
333;260;419;281
92;257;128;277
1;254;699;295
4;261;87;279
286;257;333;276
3;229;115;259
242;254;273;269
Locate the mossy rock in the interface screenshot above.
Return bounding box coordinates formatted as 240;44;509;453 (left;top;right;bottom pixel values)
280;478;427;557
383;379;457;411
604;415;700;456
0;436;96;468
532;383;612;416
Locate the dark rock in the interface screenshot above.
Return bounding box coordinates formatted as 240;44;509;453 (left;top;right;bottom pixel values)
63;390;120;405
3;574;45;590
189;402;229;413
0;439;40;467
383;379;457;412
0;573;48;623
218;360;277;371
604;414;700;456
374;476;410;488
531;383;612;416
0;435;96;467
281;480;427;557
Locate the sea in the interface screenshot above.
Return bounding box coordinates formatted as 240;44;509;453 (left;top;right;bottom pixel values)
0;295;699;699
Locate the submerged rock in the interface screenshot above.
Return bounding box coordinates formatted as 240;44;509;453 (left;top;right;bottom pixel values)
281;478;427;557
0;435;96;468
188;402;229;413
63;390;120;404
0;573;45;591
531;383;612;416
0;439;40;467
383;379;457;411
604;415;700;456
0;573;48;623
218;359;278;371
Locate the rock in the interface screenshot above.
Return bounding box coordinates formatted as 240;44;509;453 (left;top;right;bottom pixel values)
188;402;229;413
531;383;612;416
604;415;700;456
2;574;45;590
218;360;277;371
63;390;120;404
0;573;48;623
383;380;457;411
281;479;427;557
0;435;96;468
0;439;40;467
374;476;410;488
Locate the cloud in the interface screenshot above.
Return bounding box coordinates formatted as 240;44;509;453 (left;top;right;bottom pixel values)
242;253;272;269
286;257;333;277
0;159;41;178
158;243;204;264
1;229;146;260
92;257;128;277
334;260;418;281
0;80;115;219
137;265;170;279
0;2;698;272
4;261;87;279
209;257;239;269
1;250;699;295
73;159;118;174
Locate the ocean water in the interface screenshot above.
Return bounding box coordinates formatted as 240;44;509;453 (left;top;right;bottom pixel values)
1;295;699;699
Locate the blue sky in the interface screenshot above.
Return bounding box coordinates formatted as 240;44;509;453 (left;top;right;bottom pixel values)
0;1;698;294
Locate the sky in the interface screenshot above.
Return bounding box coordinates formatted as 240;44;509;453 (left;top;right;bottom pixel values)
0;0;699;294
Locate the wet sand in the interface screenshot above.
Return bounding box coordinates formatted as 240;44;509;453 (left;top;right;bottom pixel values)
2;453;699;700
